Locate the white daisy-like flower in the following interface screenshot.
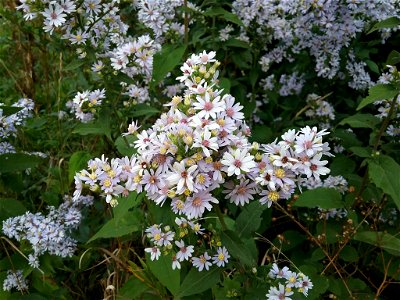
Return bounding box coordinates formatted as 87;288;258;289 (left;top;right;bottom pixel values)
221;148;256;176
212;246;230;267
183;190;219;219
192;252;212;271
175;239;194;262
166;161;198;194
193;92;225;119
145;246;161;261
42;4;66;28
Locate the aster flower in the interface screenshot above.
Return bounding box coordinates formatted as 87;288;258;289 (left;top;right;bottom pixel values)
223;179;257;206
193;92;225;120
221;148;256;176
42;4;66;28
266;283;294;300
145;246;161;261
183;190;219;219
192;252;212;271
212;246;230;267
167;161;198;194
175;239;194;262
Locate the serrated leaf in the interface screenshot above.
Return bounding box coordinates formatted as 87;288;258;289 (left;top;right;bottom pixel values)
68;151;91;184
368;17;400;34
293;188;343;209
221;230;256;267
354;231;400;256
152;45;186;85
177;267;220;297
235;201;264;238
0;153;43;173
339;113;380;129
367;155;400;210
87;210;143;243
357;84;398;110
146;253;180;296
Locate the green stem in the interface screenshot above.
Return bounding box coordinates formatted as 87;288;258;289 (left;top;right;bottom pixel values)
215;206;227;231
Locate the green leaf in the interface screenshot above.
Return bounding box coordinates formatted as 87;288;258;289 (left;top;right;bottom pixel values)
0;153;43;173
219;78;231;93
339;113;380;129
221;230;256;267
0;105;23;116
293;188;343;209
340;246;359;262
365;60;379;74
386;50;400;65
0;198;26;221
87;210;143;243
224;38;249;48
367;155;400;210
64;59;85;71
177;267;220;297
235;201;264;238
112;192;142;219
128;104;160;118
68;151;91;184
152;45;186;85
73;122;111;139
354;231;400;256
349;146;371;158
203;7;244;26
357;84;398;110
146;253;180;296
368;17;400;34
330;155;356;175
117;274;151;299
114;135;137;157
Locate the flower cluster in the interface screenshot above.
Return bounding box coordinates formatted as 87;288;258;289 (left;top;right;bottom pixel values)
266;263;313;299
0;98;34;140
0;98;35;154
304;93;335;130
135;0;186;43
232;0;400;90
145;217;230;271
18;0;161;113
374;66;400;137
74;51;332;217
2;270;28;292
67;89;106;122
2;195;93;269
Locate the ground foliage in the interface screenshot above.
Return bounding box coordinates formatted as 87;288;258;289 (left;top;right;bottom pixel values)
0;0;400;299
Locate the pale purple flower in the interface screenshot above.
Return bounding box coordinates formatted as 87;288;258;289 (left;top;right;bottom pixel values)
175;239;194;262
192;252;212;271
183;190;219;219
213;246;230;267
221;148;256;176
